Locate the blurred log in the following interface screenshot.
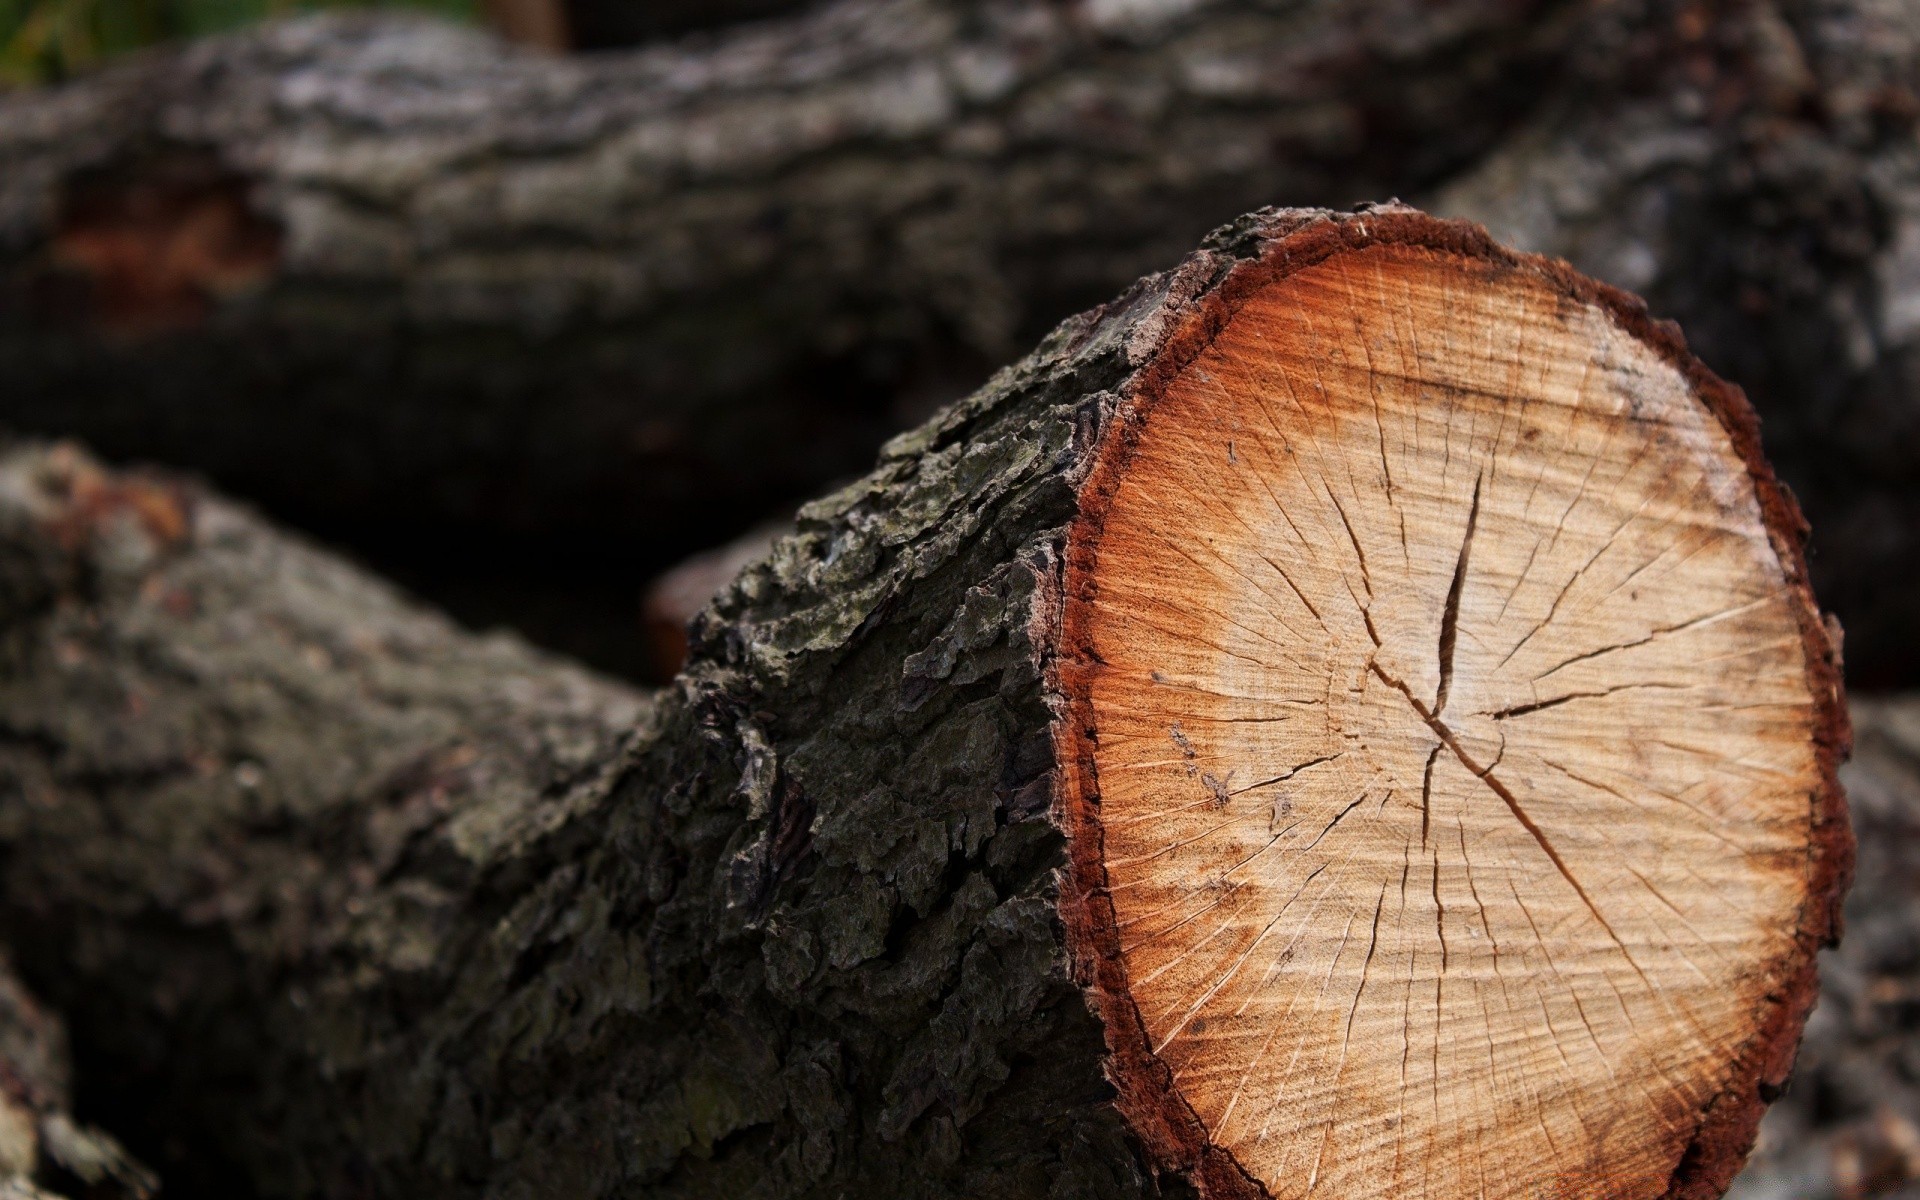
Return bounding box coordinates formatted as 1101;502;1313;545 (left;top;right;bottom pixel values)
1;0;1913;689
1428;0;1920;685
0;439;652;1194
0;0;1574;568
0;208;1850;1200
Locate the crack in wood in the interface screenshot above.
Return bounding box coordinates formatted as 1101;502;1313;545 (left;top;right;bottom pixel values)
1434;473;1482;718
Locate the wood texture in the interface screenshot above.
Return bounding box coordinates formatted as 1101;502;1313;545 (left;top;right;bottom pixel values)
0;207;1848;1199
1056;214;1848;1200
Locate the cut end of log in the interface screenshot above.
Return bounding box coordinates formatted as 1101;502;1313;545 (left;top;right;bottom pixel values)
1056;213;1851;1200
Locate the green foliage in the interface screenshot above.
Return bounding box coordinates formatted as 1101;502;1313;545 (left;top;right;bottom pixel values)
0;0;474;86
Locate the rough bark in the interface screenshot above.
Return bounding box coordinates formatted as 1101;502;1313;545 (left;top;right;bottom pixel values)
0;0;1573;564
1427;0;1920;685
0;206;1849;1200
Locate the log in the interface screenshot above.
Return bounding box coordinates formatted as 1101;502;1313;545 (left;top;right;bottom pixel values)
0;0;1573;562
0;207;1850;1199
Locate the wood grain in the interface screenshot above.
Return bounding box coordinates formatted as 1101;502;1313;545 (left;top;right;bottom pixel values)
1065;238;1845;1199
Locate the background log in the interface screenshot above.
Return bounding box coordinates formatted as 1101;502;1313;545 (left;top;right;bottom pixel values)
0;207;1848;1199
0;439;651;1193
0;0;1576;671
1;0;1914;688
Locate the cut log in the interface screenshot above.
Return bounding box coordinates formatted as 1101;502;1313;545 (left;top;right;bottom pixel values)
0;207;1848;1199
1054;224;1851;1198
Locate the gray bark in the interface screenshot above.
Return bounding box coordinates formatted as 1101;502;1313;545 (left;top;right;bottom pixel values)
0;439;654;1194
0;0;1573;565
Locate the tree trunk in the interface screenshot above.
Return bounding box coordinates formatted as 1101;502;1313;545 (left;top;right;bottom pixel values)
0;207;1848;1200
0;0;1574;566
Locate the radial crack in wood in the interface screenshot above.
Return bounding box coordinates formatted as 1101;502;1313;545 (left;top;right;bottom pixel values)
1058;232;1849;1200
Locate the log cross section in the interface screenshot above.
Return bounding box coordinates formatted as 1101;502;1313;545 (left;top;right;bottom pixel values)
1059;240;1846;1200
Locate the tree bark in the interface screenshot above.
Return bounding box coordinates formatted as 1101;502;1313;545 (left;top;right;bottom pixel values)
0;0;1574;564
0;207;1849;1200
